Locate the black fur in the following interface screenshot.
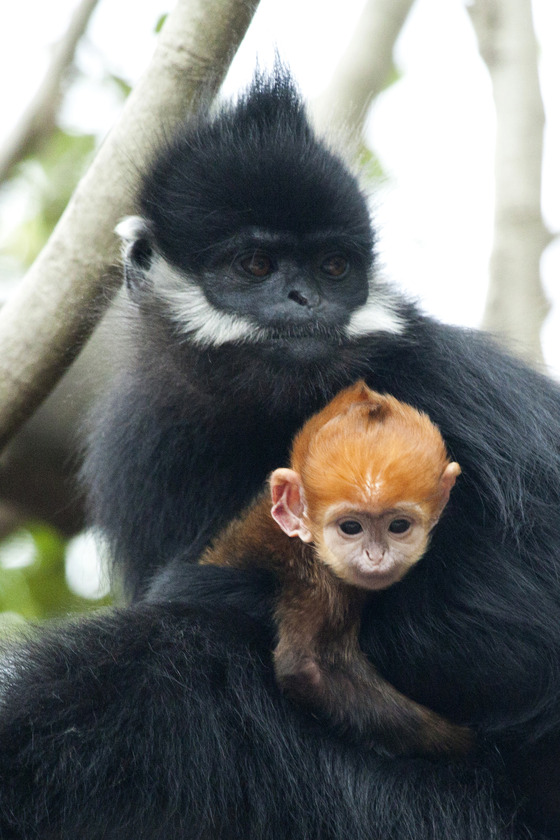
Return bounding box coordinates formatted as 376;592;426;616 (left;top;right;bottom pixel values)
85;70;385;597
2;70;560;838
140;71;374;273
0;599;545;840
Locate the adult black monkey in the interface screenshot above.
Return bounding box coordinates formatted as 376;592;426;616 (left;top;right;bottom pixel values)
81;69;560;832
84;68;398;598
0;69;556;839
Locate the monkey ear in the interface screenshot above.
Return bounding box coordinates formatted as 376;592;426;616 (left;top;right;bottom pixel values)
269;468;313;543
115;216;155;300
433;462;461;520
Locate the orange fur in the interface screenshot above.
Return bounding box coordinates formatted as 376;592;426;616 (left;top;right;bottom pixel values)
200;380;469;757
291;382;452;525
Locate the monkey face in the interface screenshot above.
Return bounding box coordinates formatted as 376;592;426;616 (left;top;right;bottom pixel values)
318;504;431;591
199;232;369;334
117;216;406;361
115;74;407;359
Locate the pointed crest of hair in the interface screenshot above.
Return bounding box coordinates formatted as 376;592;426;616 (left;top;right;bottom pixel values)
139;67;374;272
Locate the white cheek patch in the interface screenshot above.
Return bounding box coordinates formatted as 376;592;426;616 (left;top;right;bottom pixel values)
346;281;406;338
148;255;268;348
116;218;408;346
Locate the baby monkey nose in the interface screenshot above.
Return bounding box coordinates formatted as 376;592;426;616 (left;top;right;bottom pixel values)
365;549;385;566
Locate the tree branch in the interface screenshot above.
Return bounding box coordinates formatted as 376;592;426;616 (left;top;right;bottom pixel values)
0;0;101;185
311;0;416;143
0;0;261;452
468;0;552;366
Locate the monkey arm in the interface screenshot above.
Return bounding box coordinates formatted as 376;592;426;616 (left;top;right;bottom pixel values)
199;492;287;570
201;496;471;758
273;578;472;758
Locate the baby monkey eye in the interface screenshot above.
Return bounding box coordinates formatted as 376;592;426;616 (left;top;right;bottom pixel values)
321;254;349;278
238;251;273;278
339;520;363;536
388;518;411;535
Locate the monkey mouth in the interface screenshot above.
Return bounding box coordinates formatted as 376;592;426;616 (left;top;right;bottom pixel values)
257;323;348;359
260;334;344;362
263;323;346;342
345;558;405;591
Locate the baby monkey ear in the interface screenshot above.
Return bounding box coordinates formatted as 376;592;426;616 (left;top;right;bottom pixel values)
269;469;313;543
433;461;462;522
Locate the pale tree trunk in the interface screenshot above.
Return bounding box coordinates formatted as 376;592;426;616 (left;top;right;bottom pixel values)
0;0;260;452
468;0;551;367
311;0;416;144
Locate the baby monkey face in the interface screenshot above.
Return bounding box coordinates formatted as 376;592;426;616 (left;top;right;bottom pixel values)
318;502;431;590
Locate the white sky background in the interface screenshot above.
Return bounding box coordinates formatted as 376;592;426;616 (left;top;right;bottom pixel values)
0;0;559;351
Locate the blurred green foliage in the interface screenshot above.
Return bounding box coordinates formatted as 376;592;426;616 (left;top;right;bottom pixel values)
0;28;130;624
0;122;103;625
2;128;96;271
0;524;111;628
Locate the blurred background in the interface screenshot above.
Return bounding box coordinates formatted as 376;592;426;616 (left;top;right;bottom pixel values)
0;0;558;622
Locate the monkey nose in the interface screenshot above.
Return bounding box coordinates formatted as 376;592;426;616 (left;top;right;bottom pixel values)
288;290;309;307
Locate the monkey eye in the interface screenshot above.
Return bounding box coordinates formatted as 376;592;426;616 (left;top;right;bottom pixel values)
339;520;363;536
320;254;349;278
238;250;274;278
388;518;411;535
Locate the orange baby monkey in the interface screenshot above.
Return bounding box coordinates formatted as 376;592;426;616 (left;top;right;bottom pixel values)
200;382;468;756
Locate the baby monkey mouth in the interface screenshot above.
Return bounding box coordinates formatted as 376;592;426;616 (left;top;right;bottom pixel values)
344;554;406;591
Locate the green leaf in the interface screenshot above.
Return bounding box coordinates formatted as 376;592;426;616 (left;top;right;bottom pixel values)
155;13;168;33
108;73;132;98
356;142;385;182
381;62;402;93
